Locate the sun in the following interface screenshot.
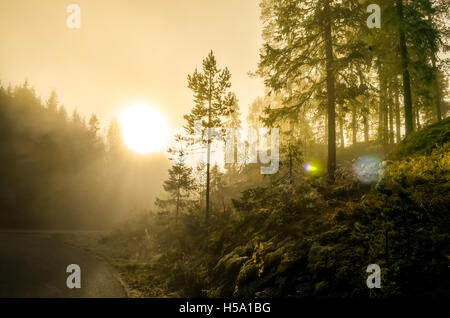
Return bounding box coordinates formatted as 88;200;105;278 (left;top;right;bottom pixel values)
118;103;169;154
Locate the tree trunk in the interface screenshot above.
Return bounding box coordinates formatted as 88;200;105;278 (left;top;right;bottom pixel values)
378;61;387;150
395;85;401;143
289;149;293;184
396;0;414;135
352;103;357;145
415;104;421;130
378;62;384;143
176;186;180;225
432;56;442;122
205;74;212;224
363;112;369;143
339;114;345;148
429;13;442;122
206;152;210;224
323;1;336;182
383;91;388;151
388;88;394;145
378;98;383;143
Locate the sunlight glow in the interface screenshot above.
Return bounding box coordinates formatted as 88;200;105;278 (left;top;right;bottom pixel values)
118;103;169;154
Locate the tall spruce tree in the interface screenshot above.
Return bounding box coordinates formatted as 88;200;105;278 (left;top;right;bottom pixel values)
184;51;236;223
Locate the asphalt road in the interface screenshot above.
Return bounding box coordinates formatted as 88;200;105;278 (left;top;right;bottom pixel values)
0;231;127;298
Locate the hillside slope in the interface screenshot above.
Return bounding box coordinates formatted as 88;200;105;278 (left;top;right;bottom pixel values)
389;117;450;160
82;118;450;298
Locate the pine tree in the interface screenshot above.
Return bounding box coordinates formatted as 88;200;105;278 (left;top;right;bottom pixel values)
184;51;237;223
157;159;196;223
72;109;82;125
46;89;58;113
58;105;68;121
106;118;123;154
282;124;303;184
88;113;100;137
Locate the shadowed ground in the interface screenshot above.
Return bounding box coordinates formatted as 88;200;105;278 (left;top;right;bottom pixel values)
0;231;127;298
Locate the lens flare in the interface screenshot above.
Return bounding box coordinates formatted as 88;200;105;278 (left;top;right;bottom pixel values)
304;164;318;172
353;155;382;183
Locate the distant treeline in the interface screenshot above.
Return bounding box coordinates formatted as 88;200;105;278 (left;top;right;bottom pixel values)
0;80;168;229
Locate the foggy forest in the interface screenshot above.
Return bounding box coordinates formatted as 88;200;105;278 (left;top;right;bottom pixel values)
0;0;449;299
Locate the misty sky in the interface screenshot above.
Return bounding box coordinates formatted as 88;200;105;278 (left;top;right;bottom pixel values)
0;0;264;132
